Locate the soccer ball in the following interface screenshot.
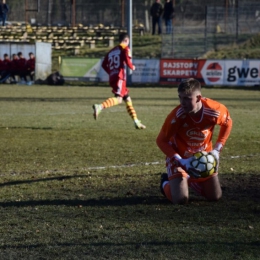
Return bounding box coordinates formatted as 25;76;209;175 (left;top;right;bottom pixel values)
190;151;217;178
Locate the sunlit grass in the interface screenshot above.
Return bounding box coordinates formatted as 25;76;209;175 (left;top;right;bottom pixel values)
0;85;259;259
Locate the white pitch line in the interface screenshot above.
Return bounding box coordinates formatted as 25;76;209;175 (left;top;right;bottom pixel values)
86;153;260;171
87;161;162;171
2;154;260;176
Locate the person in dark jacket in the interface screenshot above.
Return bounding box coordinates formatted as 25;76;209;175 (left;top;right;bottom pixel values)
26;52;35;81
163;0;174;34
150;0;163;35
0;0;9;26
17;52;28;83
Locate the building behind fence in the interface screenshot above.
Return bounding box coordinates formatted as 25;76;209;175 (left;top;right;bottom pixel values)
5;0;260;59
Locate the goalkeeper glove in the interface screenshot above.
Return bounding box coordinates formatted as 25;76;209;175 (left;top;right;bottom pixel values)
187;167;201;179
171;155;201;178
209;149;219;162
171;154;192;170
209;142;223;162
209;142;223;172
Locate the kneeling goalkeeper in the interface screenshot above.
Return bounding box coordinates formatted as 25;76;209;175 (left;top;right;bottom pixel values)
156;78;232;204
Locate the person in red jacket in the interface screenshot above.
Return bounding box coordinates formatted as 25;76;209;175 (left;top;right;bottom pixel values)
0;58;3;81
0;53;12;83
2;53;11;71
92;33;146;129
0;58;3;73
17;52;28;83
26;52;35;81
10;53;20;83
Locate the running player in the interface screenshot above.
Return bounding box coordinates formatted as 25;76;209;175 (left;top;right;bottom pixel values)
92;32;146;129
156;78;232;204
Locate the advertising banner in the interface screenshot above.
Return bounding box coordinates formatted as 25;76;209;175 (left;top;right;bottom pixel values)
99;59;160;83
61;57;260;86
200;60;225;85
160;59;260;86
160;59;206;84
132;59;160;83
61;57;100;82
223;60;260;86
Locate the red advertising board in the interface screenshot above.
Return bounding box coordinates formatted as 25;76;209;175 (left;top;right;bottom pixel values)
160;59;206;84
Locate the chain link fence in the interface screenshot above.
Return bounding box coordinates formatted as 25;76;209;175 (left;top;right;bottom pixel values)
4;0;260;59
162;2;260;58
6;0;151;27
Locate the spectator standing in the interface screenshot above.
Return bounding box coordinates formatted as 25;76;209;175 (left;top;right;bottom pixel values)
0;0;9;26
150;0;163;35
163;0;174;34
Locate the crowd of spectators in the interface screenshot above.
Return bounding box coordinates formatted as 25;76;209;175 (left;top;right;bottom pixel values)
0;52;35;85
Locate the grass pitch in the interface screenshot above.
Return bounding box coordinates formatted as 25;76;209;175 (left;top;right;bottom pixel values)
0;85;259;259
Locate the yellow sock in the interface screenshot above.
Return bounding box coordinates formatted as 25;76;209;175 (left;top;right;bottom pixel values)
126;101;137;120
102;97;119;109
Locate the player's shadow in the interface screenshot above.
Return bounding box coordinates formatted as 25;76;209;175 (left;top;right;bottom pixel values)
0;174;164;207
0;196;162;208
0;240;259;250
0;175;87;187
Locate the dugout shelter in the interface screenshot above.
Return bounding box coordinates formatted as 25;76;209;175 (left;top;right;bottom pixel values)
0;41;52;81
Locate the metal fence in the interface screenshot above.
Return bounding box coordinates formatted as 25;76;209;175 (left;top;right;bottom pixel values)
6;1;260;27
6;0;152;27
4;1;260;59
162;3;260;58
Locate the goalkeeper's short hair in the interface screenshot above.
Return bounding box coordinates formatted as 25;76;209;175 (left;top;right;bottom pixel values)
178;78;201;94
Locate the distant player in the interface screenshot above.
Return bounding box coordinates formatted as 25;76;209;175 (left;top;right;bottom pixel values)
156;78;232;204
92;32;146;129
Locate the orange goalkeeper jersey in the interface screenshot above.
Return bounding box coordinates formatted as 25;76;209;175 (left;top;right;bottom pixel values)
157;97;232;159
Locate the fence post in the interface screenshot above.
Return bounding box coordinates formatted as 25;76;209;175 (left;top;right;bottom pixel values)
204;5;207;54
127;0;133;85
236;0;239;42
71;0;76;27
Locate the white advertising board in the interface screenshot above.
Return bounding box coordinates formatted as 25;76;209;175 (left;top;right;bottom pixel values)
132;59;160;83
223;60;260;86
201;60;260;86
99;59;160;83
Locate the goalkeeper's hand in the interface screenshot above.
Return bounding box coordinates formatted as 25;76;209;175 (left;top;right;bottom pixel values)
171;155;193;171
209;142;223;163
209;149;220;162
187;167;201;178
209;146;222;172
171;155;201;178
